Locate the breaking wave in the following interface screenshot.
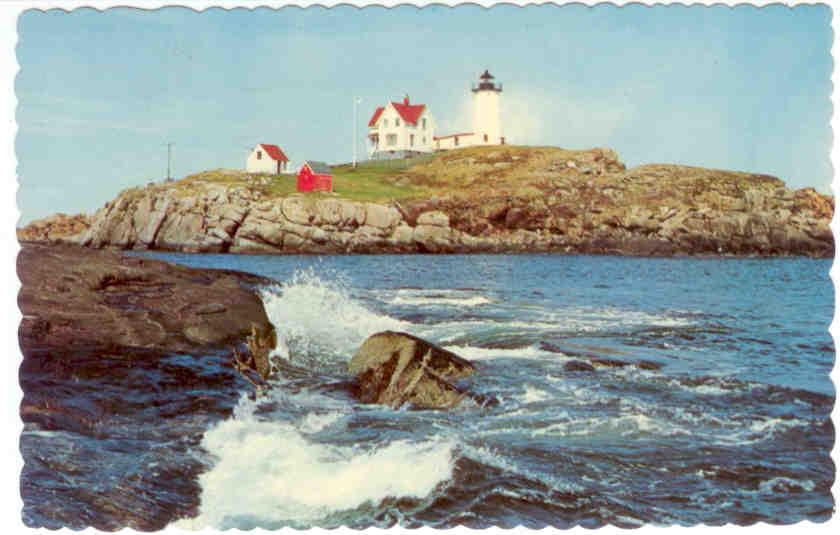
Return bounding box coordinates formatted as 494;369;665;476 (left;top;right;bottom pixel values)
259;269;409;371
171;264;832;529
177;390;455;529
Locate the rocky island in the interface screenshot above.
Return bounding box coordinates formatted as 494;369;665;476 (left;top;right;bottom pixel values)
18;146;834;257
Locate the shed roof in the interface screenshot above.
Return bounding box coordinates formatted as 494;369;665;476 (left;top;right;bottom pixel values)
303;161;332;175
258;144;289;162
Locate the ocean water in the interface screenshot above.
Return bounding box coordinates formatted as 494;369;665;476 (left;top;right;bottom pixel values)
20;254;835;529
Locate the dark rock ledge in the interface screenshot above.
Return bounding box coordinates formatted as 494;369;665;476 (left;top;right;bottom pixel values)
17;243;275;360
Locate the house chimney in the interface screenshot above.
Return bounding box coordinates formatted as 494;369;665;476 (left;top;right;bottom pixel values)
403;95;409;105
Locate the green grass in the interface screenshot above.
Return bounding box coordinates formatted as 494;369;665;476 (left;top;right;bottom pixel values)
175;158;434;202
263;176;299;197
329;159;427;201
258;158;431;202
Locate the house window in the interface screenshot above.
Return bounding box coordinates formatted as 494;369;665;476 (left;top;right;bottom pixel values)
484;134;488;142
396;119;401;127
257;150;262;160
454;136;459;147
410;134;414;147
422;136;426;144
422;118;427;129
384;119;388;127
386;134;397;146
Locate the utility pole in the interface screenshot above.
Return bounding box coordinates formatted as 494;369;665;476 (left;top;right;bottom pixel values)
353;97;361;168
166;142;174;182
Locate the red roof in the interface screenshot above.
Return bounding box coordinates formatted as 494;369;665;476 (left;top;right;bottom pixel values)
391;101;425;125
368;107;385;127
368;98;427;127
259;144;288;162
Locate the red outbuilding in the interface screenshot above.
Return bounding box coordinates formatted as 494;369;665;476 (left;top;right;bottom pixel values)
297;161;333;193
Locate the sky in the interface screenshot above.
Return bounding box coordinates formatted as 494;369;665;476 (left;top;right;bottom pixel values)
15;3;833;223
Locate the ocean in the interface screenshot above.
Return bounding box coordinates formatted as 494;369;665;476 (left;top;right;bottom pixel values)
20;253;835;529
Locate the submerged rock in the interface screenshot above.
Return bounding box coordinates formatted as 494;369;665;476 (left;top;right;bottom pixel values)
563;360;596;372
590;357;630;368
348;331;475;409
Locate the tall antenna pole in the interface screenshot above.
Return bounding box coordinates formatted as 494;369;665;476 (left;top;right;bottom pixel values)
353;97;361;168
166;142;173;182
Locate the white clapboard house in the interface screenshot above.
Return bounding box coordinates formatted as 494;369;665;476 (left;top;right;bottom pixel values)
367;96;436;159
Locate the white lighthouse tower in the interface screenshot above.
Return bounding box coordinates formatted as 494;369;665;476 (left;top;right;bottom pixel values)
433;69;507;151
472;69;504;145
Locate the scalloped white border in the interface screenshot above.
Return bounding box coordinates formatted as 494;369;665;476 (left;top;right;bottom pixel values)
0;1;836;534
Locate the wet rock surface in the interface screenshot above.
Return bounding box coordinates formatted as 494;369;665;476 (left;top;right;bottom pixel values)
348;331;475;409
18;243;275;358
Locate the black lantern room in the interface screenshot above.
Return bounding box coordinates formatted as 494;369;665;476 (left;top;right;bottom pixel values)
472;70;503;93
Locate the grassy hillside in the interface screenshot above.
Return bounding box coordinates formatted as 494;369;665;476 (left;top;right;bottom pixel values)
172;157;429;202
159;145;791;208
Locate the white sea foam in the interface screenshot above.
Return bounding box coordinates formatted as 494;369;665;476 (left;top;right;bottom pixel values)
533;413;688;439
611;513;645;527
665;377;741;396
536;306;694;333
441;344;551;361
21;429;75;440
431;308;691;340
259;269;409;367
298;412;344;434
176;394;455;529
422;321;560;345
746;416;809;437
520;385;551;404
758;477;816;494
391;293;493;307
546;379;616;406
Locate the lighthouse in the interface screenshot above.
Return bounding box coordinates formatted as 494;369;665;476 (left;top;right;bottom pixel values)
472;69;504;145
433;70;507;150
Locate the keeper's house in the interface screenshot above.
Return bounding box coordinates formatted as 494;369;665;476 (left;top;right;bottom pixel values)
246;143;290;174
367;96;435;159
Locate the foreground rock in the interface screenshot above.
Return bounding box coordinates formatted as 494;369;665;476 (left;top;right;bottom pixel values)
18;243;275;358
18;146;834;257
348;331;475;409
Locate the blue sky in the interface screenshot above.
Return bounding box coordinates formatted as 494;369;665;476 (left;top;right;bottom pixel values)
16;3;833;223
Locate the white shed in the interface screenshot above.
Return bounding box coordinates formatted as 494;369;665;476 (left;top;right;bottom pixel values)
246;143;290;174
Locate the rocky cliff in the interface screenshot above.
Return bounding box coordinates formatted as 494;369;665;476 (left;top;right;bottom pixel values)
18;146;834;257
